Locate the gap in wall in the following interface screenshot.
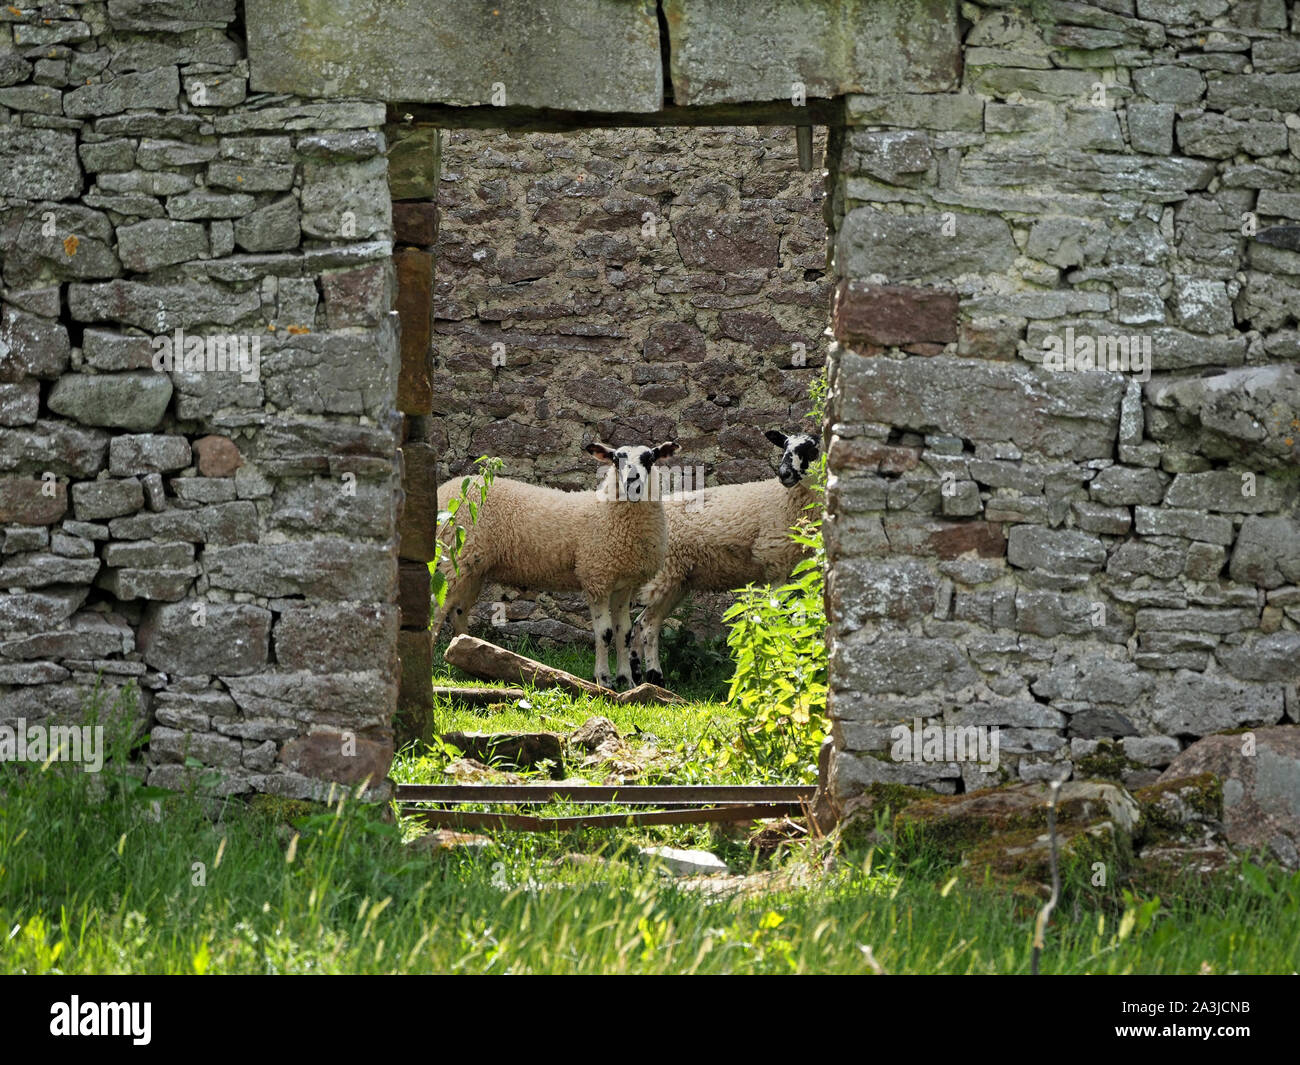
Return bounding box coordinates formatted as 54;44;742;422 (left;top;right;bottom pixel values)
431;123;832;645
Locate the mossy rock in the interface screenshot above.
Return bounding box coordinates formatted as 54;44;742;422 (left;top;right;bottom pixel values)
835;781;934;849
960;818;1132;898
1075;741;1145;782
1131;841;1236;897
895;788;1051;862
891;780;1139;866
1132;772;1223;848
247;794;321;827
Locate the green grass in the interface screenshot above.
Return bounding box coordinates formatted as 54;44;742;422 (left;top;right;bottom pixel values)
2;644;1298;974
433;628;733;704
427;635;740;774
406;634;755;855
3;754;1299;974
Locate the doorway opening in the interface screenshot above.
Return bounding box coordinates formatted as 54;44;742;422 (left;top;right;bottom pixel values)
388;107;841;806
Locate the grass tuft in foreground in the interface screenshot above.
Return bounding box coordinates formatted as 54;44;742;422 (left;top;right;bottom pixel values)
3;675;1298;974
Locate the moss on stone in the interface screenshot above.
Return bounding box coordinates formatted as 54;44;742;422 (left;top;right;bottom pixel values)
835;780;934;849
1076;743;1145;782
960;819;1129;897
247;794;320;826
1132;772;1223;847
892;786;1052;864
862;780;933;812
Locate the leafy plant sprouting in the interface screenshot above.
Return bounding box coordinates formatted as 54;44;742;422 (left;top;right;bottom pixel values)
719;512;827;782
429;455;504;610
716;379;829;782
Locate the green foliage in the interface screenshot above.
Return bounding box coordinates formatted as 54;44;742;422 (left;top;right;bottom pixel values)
429;455;503;609
712;377;830;782
719;519;827;782
656;616;732;698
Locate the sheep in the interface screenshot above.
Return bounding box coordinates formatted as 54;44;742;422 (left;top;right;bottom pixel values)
432;439;679;690
631;430;821;687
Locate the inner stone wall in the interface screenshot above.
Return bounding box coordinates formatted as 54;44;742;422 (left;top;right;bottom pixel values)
433;124;829;641
824;0;1300;804
0;1;402;800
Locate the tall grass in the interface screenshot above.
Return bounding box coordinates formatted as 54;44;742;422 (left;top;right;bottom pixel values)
3;745;1298;974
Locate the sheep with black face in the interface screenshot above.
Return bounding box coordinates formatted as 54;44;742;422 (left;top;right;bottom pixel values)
432;439;679;690
631;430;821;688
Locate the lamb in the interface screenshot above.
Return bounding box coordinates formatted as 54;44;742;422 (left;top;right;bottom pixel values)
432;439;679;691
631;430;821;687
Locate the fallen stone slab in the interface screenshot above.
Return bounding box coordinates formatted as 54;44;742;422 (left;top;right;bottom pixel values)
894;780;1140;849
431;684;528;707
407;828;491;854
439;732;564;777
615;682;684;706
637;845;731;877
444;633;613;699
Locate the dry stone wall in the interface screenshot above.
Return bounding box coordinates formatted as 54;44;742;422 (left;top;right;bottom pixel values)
824;0;1300;803
0;1;403;800
8;0;1296;805
433;124;829;640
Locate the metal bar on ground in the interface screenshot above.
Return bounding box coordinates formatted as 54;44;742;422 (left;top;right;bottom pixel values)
394;783;813;804
407;804;803;831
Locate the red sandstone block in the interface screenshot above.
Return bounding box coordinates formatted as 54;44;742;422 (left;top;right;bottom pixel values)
399;559;432;629
397;441;438;562
832;280;959;348
393;201;440;245
395;248;433;415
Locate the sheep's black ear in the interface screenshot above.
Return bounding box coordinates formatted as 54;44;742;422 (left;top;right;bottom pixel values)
651;440;679;462
586;442;616;463
764;430;788;449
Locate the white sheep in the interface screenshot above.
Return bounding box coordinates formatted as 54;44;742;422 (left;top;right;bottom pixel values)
432;439;679;690
631;430;821;687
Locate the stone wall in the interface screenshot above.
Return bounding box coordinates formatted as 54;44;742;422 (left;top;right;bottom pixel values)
0;1;403;799
824;0;1300;802
10;0;1296;803
433;124;829;640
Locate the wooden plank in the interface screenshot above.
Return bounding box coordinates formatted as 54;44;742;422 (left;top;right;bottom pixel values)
388;99;844;132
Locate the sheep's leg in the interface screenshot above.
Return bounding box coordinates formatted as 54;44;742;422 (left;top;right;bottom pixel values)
588;595;615;689
610;587;635;691
629;605;648;686
635;584;686;689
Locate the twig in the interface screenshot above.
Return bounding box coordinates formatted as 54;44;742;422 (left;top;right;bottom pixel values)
1031;778;1063;975
859;943;887;975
